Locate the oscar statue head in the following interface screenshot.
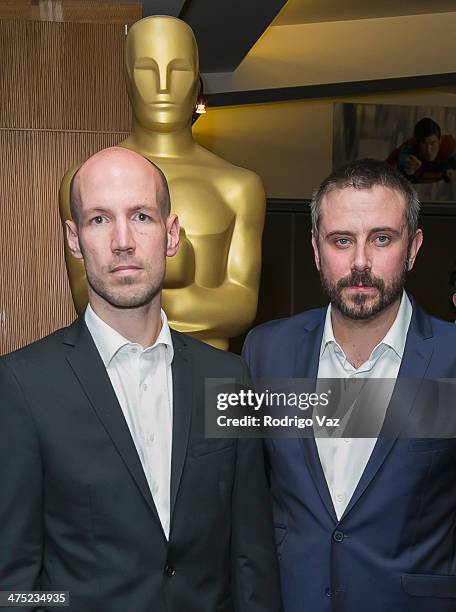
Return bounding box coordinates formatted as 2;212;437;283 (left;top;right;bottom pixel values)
125;16;199;133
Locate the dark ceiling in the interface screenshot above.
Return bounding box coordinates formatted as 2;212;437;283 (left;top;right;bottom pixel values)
142;0;287;72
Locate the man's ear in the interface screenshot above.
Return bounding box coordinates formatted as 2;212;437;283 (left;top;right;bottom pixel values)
407;228;423;270
65;220;83;260
311;230;321;271
166;214;180;257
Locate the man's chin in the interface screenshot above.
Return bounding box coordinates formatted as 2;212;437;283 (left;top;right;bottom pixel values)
88;281;159;310
104;295;154;309
336;295;381;320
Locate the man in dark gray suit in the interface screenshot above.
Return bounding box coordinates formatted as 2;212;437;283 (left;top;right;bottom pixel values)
0;147;281;612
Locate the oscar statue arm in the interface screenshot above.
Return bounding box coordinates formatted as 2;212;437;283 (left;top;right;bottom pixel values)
163;171;266;340
59;165;88;314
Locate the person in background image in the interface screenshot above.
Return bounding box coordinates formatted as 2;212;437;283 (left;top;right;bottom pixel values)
387;117;456;183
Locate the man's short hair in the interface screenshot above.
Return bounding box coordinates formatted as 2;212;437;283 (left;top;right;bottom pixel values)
69;156;171;226
414;117;441;143
310;158;420;245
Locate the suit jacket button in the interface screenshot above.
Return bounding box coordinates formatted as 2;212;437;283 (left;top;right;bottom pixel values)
333;530;344;543
325;587;332;597
165;564;175;576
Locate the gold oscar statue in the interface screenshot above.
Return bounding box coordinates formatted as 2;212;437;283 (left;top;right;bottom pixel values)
59;16;265;350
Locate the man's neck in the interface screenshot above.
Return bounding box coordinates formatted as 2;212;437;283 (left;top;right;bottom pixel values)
127;121;196;158
330;297;402;368
88;294;163;348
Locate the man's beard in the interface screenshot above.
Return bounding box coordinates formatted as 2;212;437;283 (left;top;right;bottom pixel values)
320;259;408;321
86;269;163;309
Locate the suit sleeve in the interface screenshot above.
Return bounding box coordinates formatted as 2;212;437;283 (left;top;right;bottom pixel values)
242;328;263;380
0;361;43;594
241;330;254;374
230;362;282;612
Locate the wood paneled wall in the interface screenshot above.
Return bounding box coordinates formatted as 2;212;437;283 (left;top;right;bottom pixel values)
0;17;140;354
0;1;141;24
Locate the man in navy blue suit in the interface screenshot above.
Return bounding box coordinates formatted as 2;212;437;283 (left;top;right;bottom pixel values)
243;159;456;612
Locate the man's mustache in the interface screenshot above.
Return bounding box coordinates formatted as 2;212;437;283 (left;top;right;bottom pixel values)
106;256;144;273
336;270;385;291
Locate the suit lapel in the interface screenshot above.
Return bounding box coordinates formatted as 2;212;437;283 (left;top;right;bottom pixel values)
341;299;434;520
295;313;338;523
294;317;323;381
169;331;193;521
63;317;163;529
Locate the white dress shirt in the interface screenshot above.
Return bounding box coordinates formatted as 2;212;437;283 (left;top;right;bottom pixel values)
315;292;412;519
85;304;174;538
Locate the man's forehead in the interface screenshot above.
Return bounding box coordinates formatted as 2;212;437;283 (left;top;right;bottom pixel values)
79;150;154;180
423;135;440;143
77;159;160;201
321;185;406;210
320;186;407;229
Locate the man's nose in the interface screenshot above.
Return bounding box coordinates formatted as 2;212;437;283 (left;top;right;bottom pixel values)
352;243;371;270
111;221;135;253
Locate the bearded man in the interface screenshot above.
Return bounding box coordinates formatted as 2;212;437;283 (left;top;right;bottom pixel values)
243;158;456;612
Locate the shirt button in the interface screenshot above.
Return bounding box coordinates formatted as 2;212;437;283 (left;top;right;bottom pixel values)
131;347;138;354
344;438;350;444
333;530;344;543
336;494;345;503
142;383;148;391
165;564;175;577
148;433;155;444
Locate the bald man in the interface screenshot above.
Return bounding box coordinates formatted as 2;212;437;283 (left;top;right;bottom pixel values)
0;148;282;612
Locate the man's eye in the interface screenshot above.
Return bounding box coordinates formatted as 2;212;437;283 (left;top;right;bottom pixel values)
91;216;105;225
335;238;351;247
134;212;150;222
374;235;390;245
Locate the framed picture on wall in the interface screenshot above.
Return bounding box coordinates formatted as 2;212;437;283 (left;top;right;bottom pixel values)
332;102;456;204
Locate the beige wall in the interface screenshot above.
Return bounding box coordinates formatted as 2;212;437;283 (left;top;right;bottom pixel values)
193;89;456;198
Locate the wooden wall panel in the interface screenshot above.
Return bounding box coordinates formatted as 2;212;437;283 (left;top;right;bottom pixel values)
0;130;36;353
0;21;33;128
32;21;133;131
0;20;133;131
0;1;141;24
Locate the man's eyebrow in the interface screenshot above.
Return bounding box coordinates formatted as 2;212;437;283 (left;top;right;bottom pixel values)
324;230;355;239
82;206;110;216
324;226;402;239
129;204;162;217
130;203;158;211
82;204;158;215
